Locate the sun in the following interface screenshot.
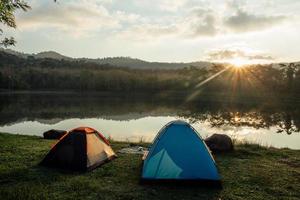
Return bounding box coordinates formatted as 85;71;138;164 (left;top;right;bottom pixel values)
229;58;249;68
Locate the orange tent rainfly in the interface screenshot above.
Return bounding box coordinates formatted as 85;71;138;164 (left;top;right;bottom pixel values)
40;127;116;171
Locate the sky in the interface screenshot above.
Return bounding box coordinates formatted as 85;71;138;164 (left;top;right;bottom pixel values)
2;0;300;63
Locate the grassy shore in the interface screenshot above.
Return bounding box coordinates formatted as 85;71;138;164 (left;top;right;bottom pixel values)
0;133;299;200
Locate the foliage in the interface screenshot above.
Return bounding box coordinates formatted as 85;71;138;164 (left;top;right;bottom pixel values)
0;51;203;91
0;0;30;47
0;51;299;98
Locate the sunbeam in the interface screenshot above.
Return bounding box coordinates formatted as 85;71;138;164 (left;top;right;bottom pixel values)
186;66;231;102
195;67;230;89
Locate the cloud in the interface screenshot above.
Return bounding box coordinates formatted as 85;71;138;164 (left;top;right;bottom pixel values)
158;0;189;12
16;1;121;37
183;8;219;37
205;48;275;61
13;0;295;41
115;23;178;41
115;7;219;41
224;7;288;32
16;0;184;40
115;11;140;24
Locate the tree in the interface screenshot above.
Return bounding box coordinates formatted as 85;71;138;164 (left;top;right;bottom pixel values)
279;63;300;91
0;0;30;47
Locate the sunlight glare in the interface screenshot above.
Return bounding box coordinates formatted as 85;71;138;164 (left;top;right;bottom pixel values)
230;58;249;68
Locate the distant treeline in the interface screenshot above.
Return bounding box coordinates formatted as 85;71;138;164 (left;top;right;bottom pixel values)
0;51;299;100
0;51;206;91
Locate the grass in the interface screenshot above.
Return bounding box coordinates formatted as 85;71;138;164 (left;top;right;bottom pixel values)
0;133;299;200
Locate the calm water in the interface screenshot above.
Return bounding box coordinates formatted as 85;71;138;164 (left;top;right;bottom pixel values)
0;92;299;149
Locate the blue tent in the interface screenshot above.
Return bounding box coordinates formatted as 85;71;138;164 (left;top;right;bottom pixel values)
142;120;221;184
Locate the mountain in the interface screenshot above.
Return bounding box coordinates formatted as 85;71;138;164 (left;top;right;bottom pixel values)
3;48;298;69
34;51;72;60
0;48;72;60
87;57;213;69
0;48;213;69
0;48;28;58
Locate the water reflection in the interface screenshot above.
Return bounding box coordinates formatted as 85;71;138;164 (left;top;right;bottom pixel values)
181;100;300;135
0;92;179;125
0;92;299;149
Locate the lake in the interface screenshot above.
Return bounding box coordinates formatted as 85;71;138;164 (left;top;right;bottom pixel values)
0;91;299;149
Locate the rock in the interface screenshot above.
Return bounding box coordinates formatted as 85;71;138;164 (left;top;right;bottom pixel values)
205;134;234;153
43;129;67;139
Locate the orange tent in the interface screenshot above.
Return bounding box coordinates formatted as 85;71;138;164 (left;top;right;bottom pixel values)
40;127;116;171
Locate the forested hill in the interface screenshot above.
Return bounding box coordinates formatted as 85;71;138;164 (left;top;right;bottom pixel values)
0;49;214;91
0;47;299;101
0;48;212;69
